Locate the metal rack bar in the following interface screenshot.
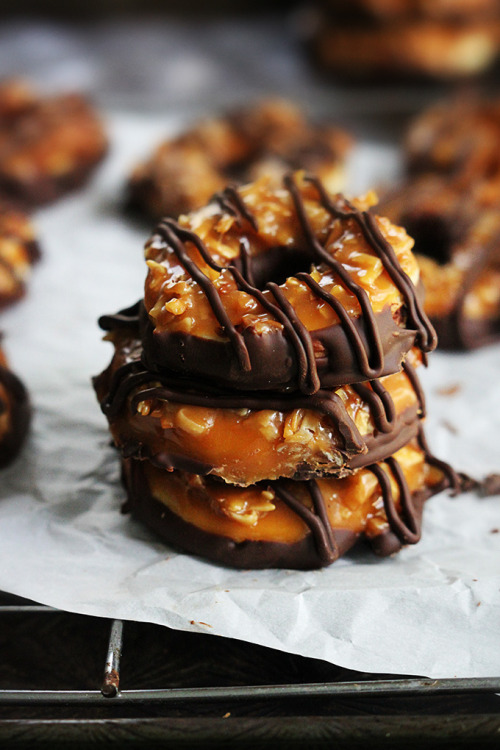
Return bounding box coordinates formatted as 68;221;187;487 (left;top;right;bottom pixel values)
1;603;499;707
101;619;123;698
1;680;500;705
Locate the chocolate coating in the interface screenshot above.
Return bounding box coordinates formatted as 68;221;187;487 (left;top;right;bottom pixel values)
140;300;416;392
0;363;30;468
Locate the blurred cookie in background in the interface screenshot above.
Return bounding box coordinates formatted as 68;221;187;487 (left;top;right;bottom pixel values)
380;175;500;349
0;340;30;469
125;98;353;221
0;78;108;206
305;0;500;80
380;91;500;349
0;199;40;311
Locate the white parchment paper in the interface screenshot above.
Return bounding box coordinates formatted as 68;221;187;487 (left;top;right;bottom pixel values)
0;113;499;679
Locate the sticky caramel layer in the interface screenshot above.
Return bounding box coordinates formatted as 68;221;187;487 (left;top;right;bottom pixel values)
143;441;442;545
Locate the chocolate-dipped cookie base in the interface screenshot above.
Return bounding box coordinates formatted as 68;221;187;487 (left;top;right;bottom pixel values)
0;363;30;468
120;438;457;570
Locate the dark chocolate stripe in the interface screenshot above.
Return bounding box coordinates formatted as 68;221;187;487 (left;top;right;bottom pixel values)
98;300;141;332
351;380;395;434
238;237;256;287
148;174;428;394
305;174;437;353
266;281;320;395
417;426;461;496
225;264;316;394
155;220;251;372
214;186;259;232
385;456;420;543
269;481;338;565
295;271;384;378
100;361;155;419
308;478;338;557
367;461;420;545
286;175;386;382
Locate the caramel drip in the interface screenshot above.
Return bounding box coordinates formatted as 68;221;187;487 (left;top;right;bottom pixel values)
367;460;420;545
269;480;338;564
99;326;423;458
139;387;362;453
305;174;437;353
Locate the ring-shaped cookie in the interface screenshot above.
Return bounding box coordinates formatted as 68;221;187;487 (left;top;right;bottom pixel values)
128;173;435;395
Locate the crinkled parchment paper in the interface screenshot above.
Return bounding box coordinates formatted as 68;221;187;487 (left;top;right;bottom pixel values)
0;114;499;679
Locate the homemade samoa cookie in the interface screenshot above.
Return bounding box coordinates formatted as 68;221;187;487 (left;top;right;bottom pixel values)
137;173;435;393
317;0;499;22
381;92;500;349
94;316;425;485
120;437;457;570
380;175;500;349
307;0;500;79
0;78;107;205
404;93;500;182
0;343;30;468
125;98;353;221
0;199;40;310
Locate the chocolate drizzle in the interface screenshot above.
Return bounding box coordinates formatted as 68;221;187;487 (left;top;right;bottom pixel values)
302;175;437;352
368;460;420;545
148;173;436;394
417;425;461;495
214;186;259;232
154;219;252;373
269;439;456;562
269;479;339;565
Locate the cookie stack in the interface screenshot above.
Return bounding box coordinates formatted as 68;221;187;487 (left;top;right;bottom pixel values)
94;173;457;569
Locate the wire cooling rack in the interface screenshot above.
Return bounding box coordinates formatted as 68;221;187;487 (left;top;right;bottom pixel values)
1;591;499;748
2;602;500;706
